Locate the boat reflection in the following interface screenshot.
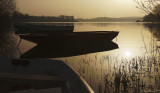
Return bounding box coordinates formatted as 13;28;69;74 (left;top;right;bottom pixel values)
20;40;118;59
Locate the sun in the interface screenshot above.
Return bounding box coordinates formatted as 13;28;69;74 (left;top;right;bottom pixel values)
125;51;131;56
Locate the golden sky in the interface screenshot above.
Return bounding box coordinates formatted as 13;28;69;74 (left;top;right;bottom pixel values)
16;0;145;18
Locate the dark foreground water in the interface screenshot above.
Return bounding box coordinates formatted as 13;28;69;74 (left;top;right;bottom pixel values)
1;22;160;93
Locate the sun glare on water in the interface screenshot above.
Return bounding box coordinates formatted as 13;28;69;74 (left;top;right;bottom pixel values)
125;51;131;56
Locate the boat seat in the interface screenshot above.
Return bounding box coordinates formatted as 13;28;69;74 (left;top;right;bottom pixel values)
0;73;66;93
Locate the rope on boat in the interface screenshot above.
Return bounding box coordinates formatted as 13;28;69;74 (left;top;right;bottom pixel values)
17;37;22;55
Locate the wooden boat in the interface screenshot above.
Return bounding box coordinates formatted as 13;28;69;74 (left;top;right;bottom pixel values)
0;57;94;93
19;31;119;44
15;24;74;34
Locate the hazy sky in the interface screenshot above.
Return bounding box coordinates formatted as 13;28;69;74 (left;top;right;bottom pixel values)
16;0;145;18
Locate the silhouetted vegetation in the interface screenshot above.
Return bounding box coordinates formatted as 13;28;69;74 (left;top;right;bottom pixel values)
0;0;74;25
13;11;75;22
0;0;16;16
0;0;16;27
143;13;160;22
0;0;20;58
134;0;160;22
65;51;160;93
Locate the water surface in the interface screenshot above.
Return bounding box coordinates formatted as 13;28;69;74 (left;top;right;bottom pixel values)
1;22;160;93
55;22;160;93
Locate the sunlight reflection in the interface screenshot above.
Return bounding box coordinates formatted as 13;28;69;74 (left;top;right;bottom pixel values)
125;51;131;56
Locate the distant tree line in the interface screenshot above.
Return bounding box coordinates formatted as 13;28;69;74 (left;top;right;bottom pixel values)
0;0;75;23
0;0;75;35
13;11;75;22
76;17;141;22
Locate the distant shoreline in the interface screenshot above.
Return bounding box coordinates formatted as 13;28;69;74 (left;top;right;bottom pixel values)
75;17;142;22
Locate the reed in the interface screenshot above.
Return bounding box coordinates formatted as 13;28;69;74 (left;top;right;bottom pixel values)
61;32;160;93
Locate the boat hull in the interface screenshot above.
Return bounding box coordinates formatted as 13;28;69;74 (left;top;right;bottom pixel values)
19;31;119;44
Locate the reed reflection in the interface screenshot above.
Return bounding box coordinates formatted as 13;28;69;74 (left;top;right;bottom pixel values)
143;23;160;41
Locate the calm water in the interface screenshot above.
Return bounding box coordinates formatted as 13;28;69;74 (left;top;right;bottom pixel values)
56;22;160;93
1;22;160;93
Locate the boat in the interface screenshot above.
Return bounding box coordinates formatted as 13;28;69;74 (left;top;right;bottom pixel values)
0;56;94;93
19;31;119;44
15;24;74;34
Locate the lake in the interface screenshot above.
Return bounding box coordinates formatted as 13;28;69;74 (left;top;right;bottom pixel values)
57;22;160;93
1;22;160;93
